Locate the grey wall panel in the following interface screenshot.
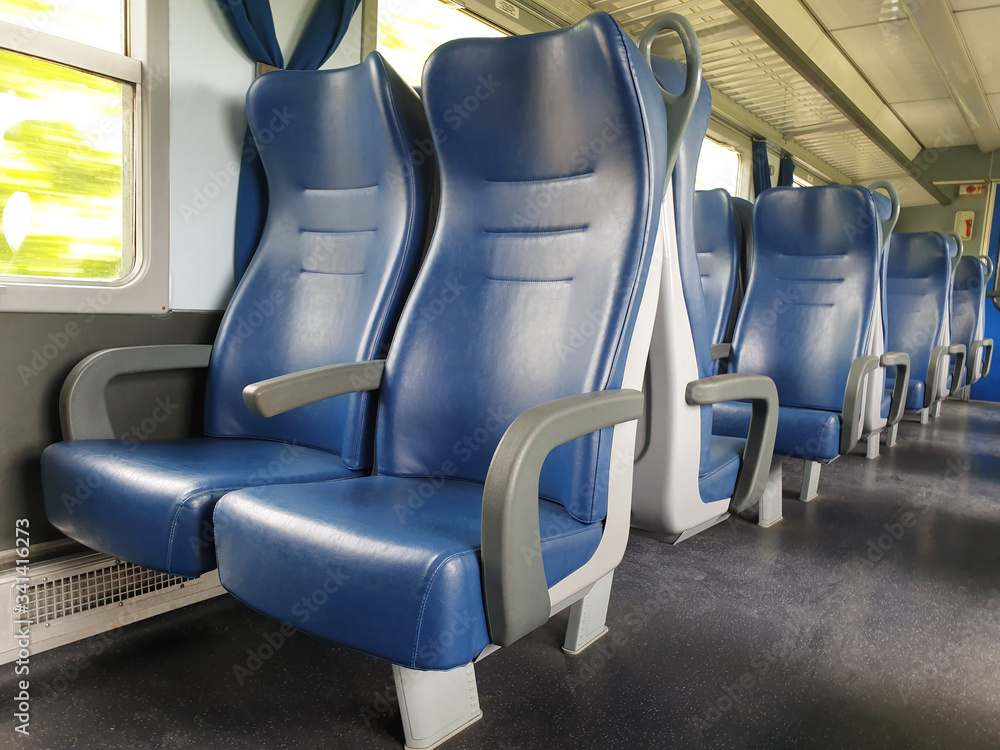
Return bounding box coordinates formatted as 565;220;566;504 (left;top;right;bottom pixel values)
1;312;222;553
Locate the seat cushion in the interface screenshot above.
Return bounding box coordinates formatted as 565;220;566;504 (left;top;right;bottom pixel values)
885;377;924;411
881;392;892;420
714;402;841;462
42;438;362;578
700;436;745;503
214;476;603;671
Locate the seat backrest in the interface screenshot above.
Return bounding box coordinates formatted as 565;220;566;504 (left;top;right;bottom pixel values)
731;186;880;411
952;255;986;373
884;232;953;381
694;189;741;348
205;53;433;470
375;13;668;525
648;54;715;473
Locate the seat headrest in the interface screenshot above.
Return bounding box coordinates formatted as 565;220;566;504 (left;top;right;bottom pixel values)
954;255;986;292
887;232;953;280
376;13;669;525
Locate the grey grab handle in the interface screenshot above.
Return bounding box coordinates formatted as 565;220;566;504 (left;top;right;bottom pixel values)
638;13;703;180
948;232;964;273
868;181;900;242
980;254;994;280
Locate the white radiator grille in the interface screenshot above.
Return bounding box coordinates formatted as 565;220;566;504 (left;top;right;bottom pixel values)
27;560;186;625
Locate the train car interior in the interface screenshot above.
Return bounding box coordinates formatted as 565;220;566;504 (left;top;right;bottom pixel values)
0;0;998;748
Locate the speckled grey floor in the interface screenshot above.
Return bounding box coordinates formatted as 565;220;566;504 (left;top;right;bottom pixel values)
3;401;999;749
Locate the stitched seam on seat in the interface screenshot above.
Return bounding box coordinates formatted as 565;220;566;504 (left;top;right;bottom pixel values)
412;549;477;666
351;54;420;470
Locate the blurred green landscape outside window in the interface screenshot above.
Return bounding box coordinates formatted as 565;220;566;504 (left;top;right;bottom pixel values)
0;0;130;281
377;0;504;87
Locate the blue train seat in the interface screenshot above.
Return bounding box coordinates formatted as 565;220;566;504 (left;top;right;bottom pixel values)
41;53;434;578
212;13;672;749
861;183;909;458
952;254;994;395
712;185;883;502
884;232;967;425
632;49;779;541
694;188;741;364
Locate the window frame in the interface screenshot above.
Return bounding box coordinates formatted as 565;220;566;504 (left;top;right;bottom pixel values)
0;1;169;315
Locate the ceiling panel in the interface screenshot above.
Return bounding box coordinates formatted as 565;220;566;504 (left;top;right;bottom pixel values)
801;0;906;31
990;93;1000;126
948;0;1000;10
588;0;938;206
832;20;950;104
892;98;977;148
955;7;1000;93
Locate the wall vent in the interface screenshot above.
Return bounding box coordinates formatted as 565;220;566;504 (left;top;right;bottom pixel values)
1;552;224;664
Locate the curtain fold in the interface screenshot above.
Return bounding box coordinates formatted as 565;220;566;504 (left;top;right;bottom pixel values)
777;154;795;187
217;0;362;281
751;139;771;198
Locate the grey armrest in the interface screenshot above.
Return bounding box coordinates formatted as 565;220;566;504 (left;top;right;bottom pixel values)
880;351;910;426
243;360;386;418
481;389;643;648
60;344;213;440
947;344;967;396
981;339;994;379
926;346;959;407
841;355;880;455
686;374;778;514
710;343;732;362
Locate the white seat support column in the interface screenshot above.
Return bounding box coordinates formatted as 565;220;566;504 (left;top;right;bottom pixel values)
393;663;483;750
799;460;821;502
563;570;614;655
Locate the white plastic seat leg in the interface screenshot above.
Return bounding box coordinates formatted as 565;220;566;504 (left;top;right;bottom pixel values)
799;460;821;502
563;571;613;655
393;663;483;750
919;408;930;425
886;423;899;447
866;434;880;460
758;458;783;527
931;401;942;418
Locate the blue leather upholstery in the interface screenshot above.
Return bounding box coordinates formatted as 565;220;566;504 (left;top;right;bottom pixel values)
42;53;433;577
952;256;986;386
881;392;892;419
884;232;953;407
215;13;669;670
694;189;741;348
215;478;601;670
649;56;715;475
43;440;361;577
715;402;842;462
718;186;880;461
207;54;433;469
700;436;746;503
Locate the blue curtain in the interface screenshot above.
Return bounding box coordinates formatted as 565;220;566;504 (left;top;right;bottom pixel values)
777;155;795;187
218;0;362;281
751;139;771;197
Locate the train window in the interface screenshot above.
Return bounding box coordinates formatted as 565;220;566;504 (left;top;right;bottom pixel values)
0;0;124;53
695;137;741;196
377;0;505;86
0;0;136;284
